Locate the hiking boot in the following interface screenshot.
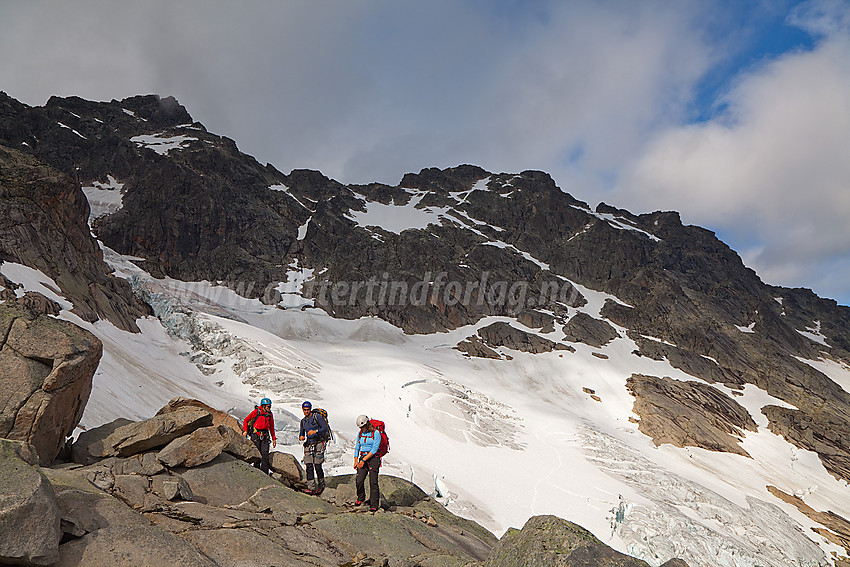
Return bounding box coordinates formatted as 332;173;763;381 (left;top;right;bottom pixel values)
369;507;379;512
354;499;365;506
316;480;325;495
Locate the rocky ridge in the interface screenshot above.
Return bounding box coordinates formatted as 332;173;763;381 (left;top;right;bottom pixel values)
0;399;690;567
0;295;102;465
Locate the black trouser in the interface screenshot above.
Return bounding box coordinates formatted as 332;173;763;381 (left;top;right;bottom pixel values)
305;463;324;484
250;431;271;473
355;456;380;508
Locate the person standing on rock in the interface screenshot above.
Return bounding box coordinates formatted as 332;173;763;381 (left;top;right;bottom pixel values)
243;398;276;473
299;401;329;494
354;414;381;512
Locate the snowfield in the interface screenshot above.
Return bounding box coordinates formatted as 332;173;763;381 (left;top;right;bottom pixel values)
3;248;850;566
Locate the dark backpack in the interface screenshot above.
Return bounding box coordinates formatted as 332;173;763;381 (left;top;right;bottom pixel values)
312;408;333;442
370;419;390;458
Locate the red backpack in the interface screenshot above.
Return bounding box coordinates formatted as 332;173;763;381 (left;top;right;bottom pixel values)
370;419;390;458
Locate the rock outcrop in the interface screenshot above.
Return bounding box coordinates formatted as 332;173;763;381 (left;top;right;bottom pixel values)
477;321;573;354
1;397;691;566
0;144;150;331
87;407;214;459
0;439;61;566
0;301;102;465
487;515;668;567
626;374;758;456
155;397;242;432
562;312;620;347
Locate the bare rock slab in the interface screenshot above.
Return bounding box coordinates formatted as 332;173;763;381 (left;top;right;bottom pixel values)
55;524;217;567
0;439;62;566
156;425;226;468
181;527;308;567
626;374;757;456
71;418;134;465
486;515;652;567
89;407;213;458
0;303;102;465
219;424;260;463
156;397;241;433
269;451;304;483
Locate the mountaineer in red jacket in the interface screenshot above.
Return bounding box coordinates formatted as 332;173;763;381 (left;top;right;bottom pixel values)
243;397;276;473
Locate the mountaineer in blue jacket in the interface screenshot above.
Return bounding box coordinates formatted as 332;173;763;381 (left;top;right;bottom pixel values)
353;414;382;511
299;401;329;494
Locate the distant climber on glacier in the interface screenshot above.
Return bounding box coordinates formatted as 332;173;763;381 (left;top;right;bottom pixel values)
243;398;276;473
299;401;330;495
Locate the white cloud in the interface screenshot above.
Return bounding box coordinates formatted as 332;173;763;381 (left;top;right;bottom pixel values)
617;5;850;301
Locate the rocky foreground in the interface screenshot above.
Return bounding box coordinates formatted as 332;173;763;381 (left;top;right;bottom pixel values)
1;399;689;567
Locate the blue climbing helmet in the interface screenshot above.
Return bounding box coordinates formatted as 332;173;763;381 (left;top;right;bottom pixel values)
260;398;272;406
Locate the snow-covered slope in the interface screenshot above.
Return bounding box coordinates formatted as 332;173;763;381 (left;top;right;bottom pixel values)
3;247;849;567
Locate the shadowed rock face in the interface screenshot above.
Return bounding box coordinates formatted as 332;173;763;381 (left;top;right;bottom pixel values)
0;145;150;331
0;301;102;465
477;321;573;354
626;374;758;456
0;439;62;566
563;312;620;348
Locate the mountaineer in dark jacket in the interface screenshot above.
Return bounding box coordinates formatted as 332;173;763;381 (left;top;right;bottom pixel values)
299;400;329;494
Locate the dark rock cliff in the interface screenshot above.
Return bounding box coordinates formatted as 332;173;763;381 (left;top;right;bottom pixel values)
0;144;149;331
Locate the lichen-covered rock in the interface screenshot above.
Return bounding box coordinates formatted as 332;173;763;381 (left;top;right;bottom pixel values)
0;439;62;565
269;451;304;483
329;473;429;508
0;302;102;465
41;467;150;535
242;482;337;517
177;452;327;512
180;527;312;567
156;426;226;468
314;512;468;562
36;443;502;567
89;407;213;458
155;397;241;432
55;524;217;567
486;515;652;567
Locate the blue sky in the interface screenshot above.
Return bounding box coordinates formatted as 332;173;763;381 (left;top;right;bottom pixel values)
688;1;817;122
1;0;849;305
